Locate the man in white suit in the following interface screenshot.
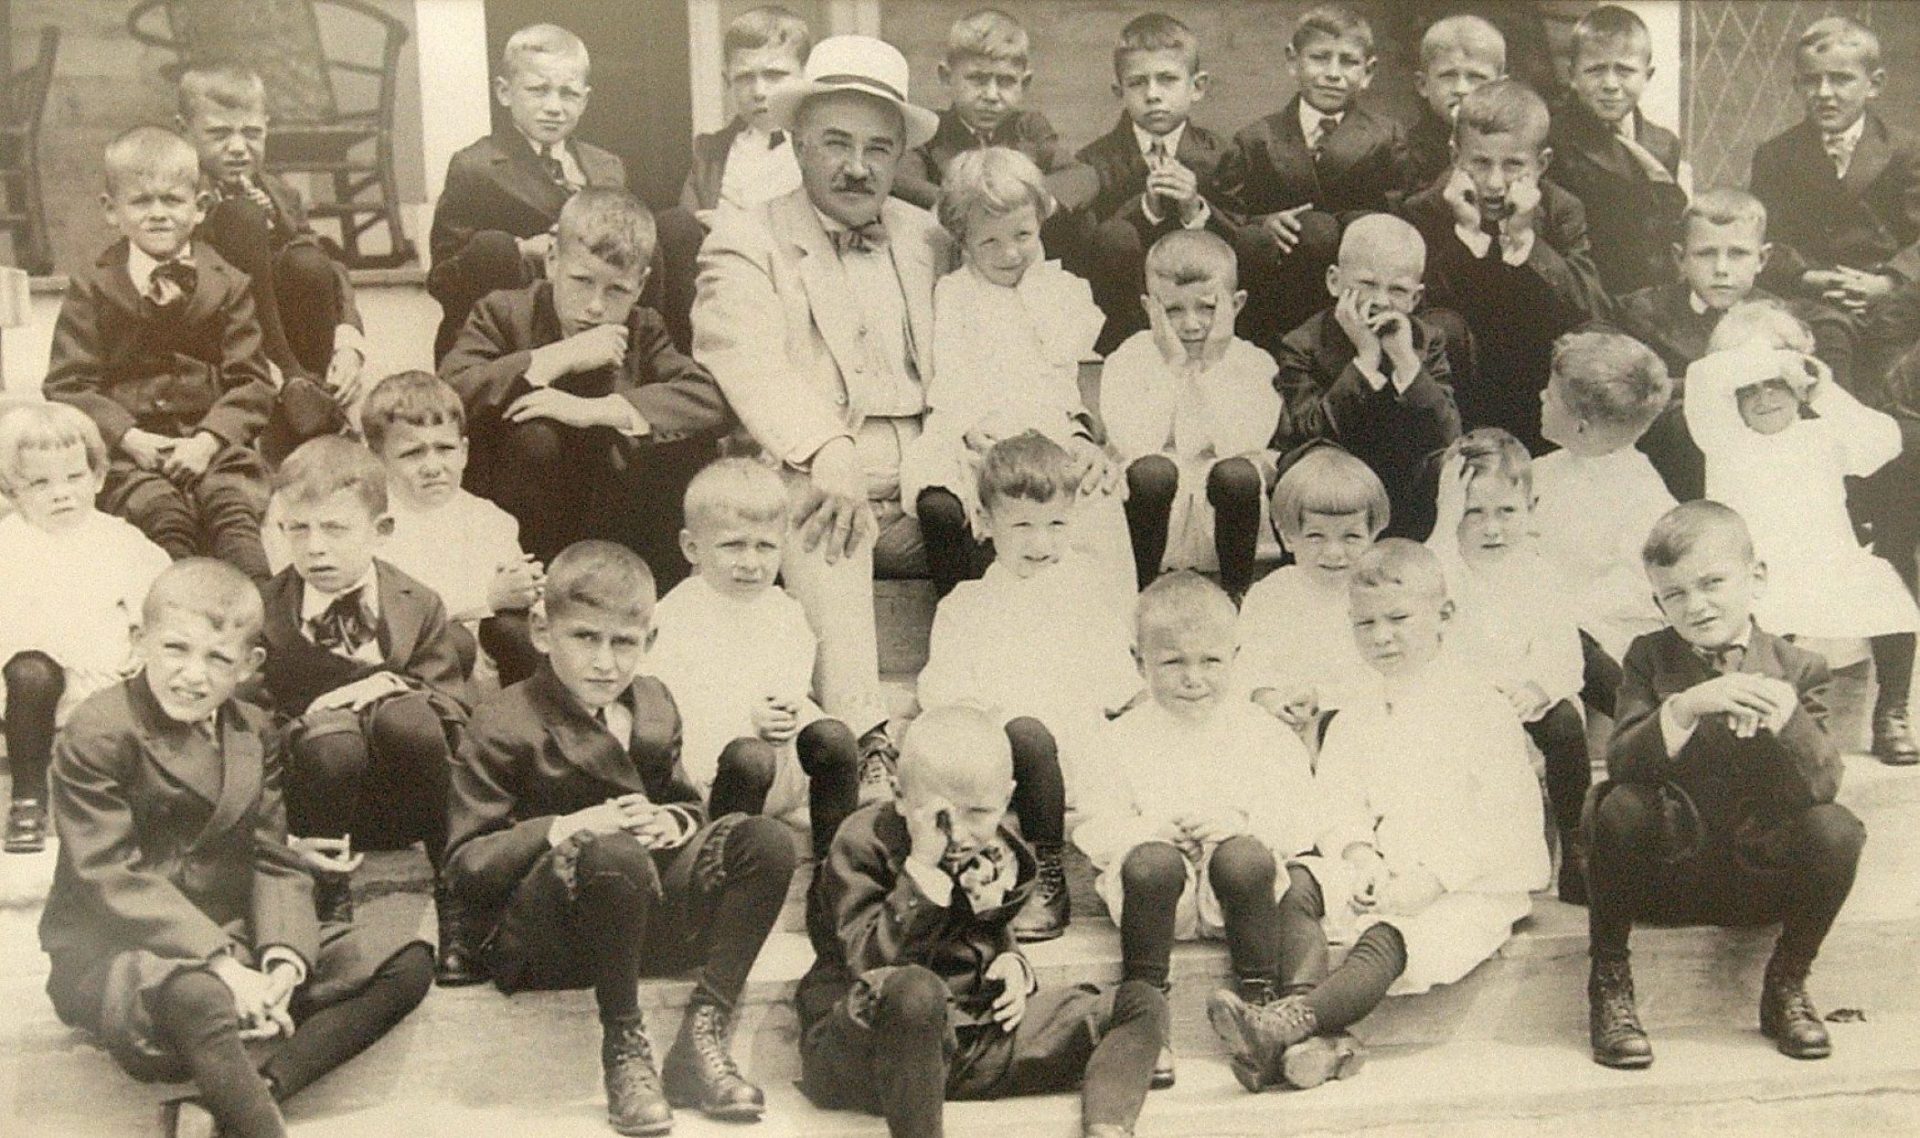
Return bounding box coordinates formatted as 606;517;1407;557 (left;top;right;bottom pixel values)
693;36;947;772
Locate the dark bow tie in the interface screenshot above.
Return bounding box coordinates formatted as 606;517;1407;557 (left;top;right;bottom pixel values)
1693;642;1746;675
143;257;198;310
830;219;888;254
310;588;373;657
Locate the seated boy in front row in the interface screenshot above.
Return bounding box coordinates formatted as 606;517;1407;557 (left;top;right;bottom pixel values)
446;541;797;1134
260;437;471;982
45;125;277;581
39;559;431;1138
1587;505;1866;1070
441;186;728;582
646;457;861;866
797;704;1167;1138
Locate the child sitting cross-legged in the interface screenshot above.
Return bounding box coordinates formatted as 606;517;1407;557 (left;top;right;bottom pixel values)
901;145;1131;605
917;432;1144;943
1238;445;1388;746
0;403;171;854
1686;301;1920;763
446;541;798;1132
797;704;1168;1138
1075;571;1338;1094
1102;229;1282;600
39;560;431;1138
1427;428;1591;903
645;457;861;866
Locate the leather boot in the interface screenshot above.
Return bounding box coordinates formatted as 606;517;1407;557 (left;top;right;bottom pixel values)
313;870;353;925
1279;1030;1367;1090
1588;956;1653;1069
662;1001;765;1121
856;725;898;804
1207;982;1317;1093
1761;952;1832;1059
433;878;484;987
602;1016;673;1136
1872;705;1920;765
4;796;47;854
1010;840;1069;943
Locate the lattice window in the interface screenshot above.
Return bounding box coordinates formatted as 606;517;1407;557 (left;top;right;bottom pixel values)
1684;0;1876;189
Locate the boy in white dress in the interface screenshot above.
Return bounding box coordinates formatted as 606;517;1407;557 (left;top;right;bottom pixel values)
1312;539;1550;996
1240;445;1388;746
0;403;170;852
1427;428;1590;901
1102;229;1282;599
918;432;1143;942
1533;329;1678;720
646;457;861;862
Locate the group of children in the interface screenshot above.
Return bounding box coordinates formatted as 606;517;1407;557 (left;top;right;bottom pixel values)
6;4;1918;1138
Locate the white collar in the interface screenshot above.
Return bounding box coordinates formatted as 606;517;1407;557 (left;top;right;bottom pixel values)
1689;290;1714;316
126;241;192;297
1613;113;1637;143
1299;100;1344;141
301;565;380;623
1133;121;1186;159
1824;114;1867;150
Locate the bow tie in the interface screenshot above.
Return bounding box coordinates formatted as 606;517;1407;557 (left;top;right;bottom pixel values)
767;129;786;149
310;588;373;657
1693;642;1746;675
830;219;888;254
144;257;198;310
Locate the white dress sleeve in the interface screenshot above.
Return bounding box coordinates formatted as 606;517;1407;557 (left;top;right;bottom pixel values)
1098;333;1177;461
1806;375;1903;478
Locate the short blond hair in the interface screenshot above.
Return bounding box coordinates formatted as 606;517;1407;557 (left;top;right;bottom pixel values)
725;6;811;69
1145;229;1238;293
1420;14;1505;71
683;457;789;533
1272;445;1390;538
102;126;201;197
1456;78;1550;152
1134;570;1236;646
501;23;590;81
1550;329;1671;433
143;558;266;643
556;187;656;275
0;402;108;496
1707;299;1813;355
1799;16;1880;71
273;435;388;518
937;146;1053;242
177;63;267;120
1349;538;1447;602
948;8;1029;66
544;540;655;622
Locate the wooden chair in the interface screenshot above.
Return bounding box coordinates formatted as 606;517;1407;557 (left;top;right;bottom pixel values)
0;27;59;276
127;0;416;268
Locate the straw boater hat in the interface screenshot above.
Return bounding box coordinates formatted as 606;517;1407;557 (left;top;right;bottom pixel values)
770;35;940;150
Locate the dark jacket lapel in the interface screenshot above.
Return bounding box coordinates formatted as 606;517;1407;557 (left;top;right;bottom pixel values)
487;127;570;216
1844;113;1894;196
93;240;147;318
528;665;648;794
374;560;428;667
125;674;229;813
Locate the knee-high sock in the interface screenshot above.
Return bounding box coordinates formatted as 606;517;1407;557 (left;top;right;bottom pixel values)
1082;980;1165;1131
3;651;63;801
151;970;286;1138
1301;923;1405;1032
260;943;432;1100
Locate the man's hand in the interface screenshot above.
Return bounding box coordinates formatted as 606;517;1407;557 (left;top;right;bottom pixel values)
1343;843;1387;911
526;324;629;387
120;429;174;471
517;232;555;262
1377;864;1445;916
752;695;802;745
1066;435;1123;498
905;793;955;874
210;955;291;1041
1262;203;1316;255
162;431;221;478
505;389;633;431
325;344;367;409
1181;806;1250;846
1443;168;1483;234
1334;288;1385;382
795;438;875;563
1498;681;1553;723
1501;176;1542;245
1825;265;1897;313
289;835;363;875
1145;160;1203;225
305;672;409;715
1671;673;1800;738
985;953;1030;1031
487;555;545;613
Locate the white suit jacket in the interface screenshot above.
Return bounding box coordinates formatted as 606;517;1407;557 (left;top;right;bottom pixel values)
692;187;950;468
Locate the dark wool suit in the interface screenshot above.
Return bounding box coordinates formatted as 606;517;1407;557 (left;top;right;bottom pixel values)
797;801;1166;1136
439;281;730;578
894;107;1074;210
1546;102;1687;298
44;240;275;578
1065;115;1236;353
1401;108;1455;203
260;561;470;860
1751;111;1920;292
40;677;428;1100
426;127;627;360
1214;98;1412;346
445;665;793;1015
1272;307;1462;540
1397;175;1608;453
1588;626;1864;967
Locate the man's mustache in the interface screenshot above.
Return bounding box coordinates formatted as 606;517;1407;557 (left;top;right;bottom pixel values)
832;175;877;193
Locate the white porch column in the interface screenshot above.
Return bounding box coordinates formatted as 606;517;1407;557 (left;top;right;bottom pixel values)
414;0;495;205
826;0;881;37
688;0;727;135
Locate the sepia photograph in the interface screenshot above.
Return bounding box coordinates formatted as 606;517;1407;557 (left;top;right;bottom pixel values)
0;1;1916;1134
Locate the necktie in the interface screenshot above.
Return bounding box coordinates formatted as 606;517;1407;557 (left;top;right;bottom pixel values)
144;257;197;310
1479;216;1505;262
767;129;785;150
1694;642;1746;675
1309;115;1336;160
831;219;889;254
1823;133;1854;179
311;589;372;657
1147;138;1169;169
542;144;572;192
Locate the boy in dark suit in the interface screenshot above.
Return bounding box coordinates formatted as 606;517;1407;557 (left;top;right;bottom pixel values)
428;23;626;361
1396;79;1608;453
45;126;276;581
679;6;810;217
1752;15;1920;361
1067;13;1234;353
441;188;729;583
260;437;471;982
1587;501;1866;1070
798;704;1167;1138
1546;6;1686;298
39;559;431;1138
445;541;797;1134
1404;14;1506;196
1272;213;1460;539
176;63;364;458
1214;4;1409;348
892;8;1078;214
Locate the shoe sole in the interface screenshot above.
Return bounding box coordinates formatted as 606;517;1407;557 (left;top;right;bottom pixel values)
609;1116;673;1137
3;840;45;854
1012;926;1065;943
1590;1048;1655;1069
1875;753;1919;766
1228;1054;1269;1094
1282;1034;1367;1090
1762;1023;1833;1060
